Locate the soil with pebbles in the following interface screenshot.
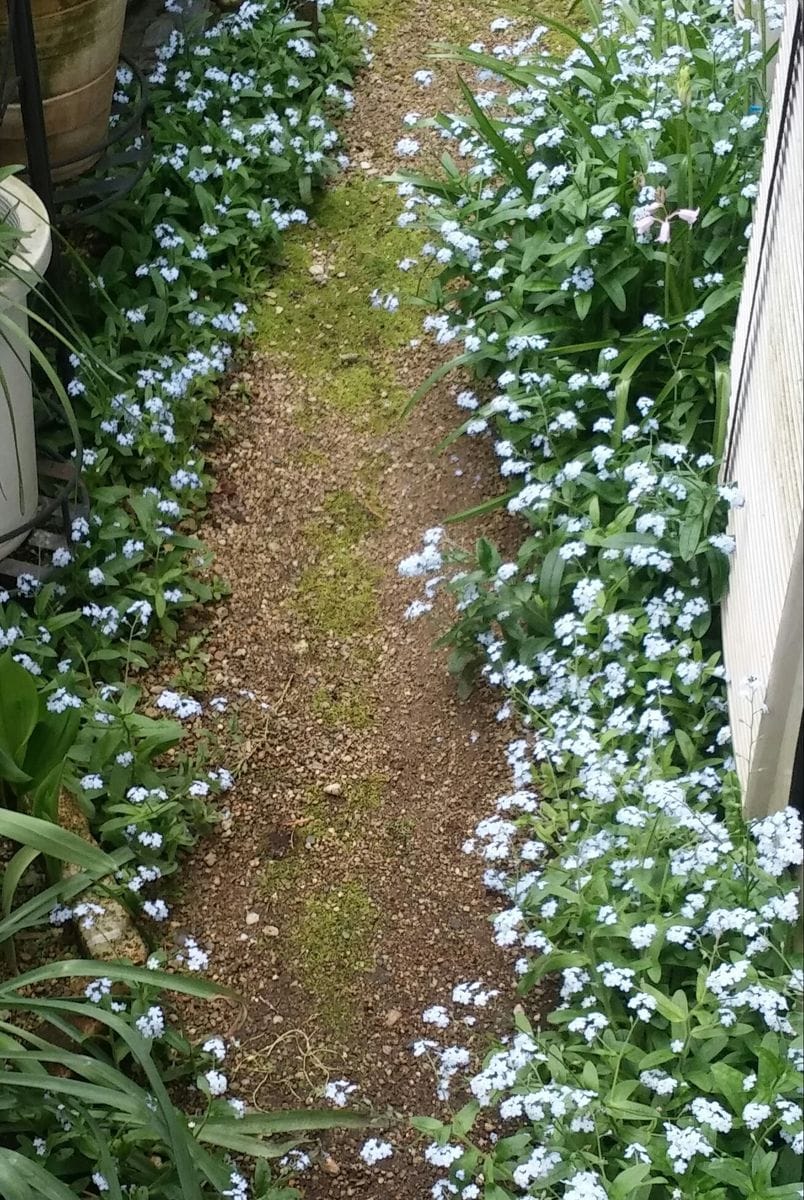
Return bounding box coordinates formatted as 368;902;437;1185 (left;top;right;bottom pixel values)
166;4;545;1196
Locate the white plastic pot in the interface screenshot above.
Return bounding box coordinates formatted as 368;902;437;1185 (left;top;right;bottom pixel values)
0;176;52;558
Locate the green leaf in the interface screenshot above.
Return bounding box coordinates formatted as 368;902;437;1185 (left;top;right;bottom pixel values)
713;361;730;462
539;547;565;608
679;514;703;562
0;1149;79;1200
574;290;593;321
452;1101;479;1138
411;1116;448;1135
639;983;686;1022
0;960;235;1001
0;811;114;875
0;653;39;762
1;845;39;964
444;491;516;525
610;1164;653;1199
600;275;627;311
457;77;531;195
675;729;698;765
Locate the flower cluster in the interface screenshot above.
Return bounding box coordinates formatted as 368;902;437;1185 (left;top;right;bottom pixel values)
0;2;370;1196
395;2;803;1197
0;0;368;898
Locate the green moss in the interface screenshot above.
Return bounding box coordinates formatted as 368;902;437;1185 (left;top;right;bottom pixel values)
346;773;385;812
292;447;328;471
311;683;374;730
259;854;302;897
302;773;386;841
386;816;415;852
254;178;420;427
320;489;383;542
297;486;384;639
293;881;378;1028
297;546;380;639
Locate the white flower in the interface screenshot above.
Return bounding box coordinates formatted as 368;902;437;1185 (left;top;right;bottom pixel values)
564;1170;608;1200
324;1079;356;1107
743;1101;772;1129
202;1037;226;1062
396;137;420;157
155;689;203;720
640;1069;678;1096
664;1122;714;1172
630;922;658;949
424;1142;463;1168
360;1138;393;1165
135;1006;165;1039
422;1005;451;1029
204;1069;227;1096
690;1097;732;1133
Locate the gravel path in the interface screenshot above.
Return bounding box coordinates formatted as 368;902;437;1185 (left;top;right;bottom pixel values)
169;4;528;1194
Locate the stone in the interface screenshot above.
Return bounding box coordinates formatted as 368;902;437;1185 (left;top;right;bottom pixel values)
245;911;260;926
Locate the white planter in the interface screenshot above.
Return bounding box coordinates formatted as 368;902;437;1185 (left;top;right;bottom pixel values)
0;176;52;558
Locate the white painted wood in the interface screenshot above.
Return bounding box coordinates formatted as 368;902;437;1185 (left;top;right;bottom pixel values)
0;178;52;558
722;0;804;817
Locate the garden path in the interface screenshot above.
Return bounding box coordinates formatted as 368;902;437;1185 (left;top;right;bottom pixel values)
167;3;526;1194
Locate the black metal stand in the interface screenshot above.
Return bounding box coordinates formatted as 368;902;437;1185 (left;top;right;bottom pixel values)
5;0;60;244
0;460;89;584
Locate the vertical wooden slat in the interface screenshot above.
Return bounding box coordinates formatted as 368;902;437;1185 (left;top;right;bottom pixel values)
722;0;804;816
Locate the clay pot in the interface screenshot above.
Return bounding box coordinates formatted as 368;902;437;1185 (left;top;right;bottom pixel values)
0;0;126;181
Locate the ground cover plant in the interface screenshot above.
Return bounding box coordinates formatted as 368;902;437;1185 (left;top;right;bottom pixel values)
0;1;377;1194
392;0;804;1195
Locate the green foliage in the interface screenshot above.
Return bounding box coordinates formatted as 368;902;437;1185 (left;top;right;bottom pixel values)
394;1;804;1196
0;2;372;1194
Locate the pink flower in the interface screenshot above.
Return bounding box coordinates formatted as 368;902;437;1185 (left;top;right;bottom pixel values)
635;214;656;235
676;207;700;225
656;219;672;244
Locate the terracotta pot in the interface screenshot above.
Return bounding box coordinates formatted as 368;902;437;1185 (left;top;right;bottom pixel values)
0;0;126;181
0;174;51;557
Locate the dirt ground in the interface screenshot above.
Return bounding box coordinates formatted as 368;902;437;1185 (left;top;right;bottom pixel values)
164;3;541;1194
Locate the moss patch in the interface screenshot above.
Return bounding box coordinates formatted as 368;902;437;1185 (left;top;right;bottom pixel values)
304;773;386;839
311;682;374;730
297;485;384;642
254;178;420;429
318;489;383;544
297;547;380;639
259;853;302;897
293;881;378;1029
